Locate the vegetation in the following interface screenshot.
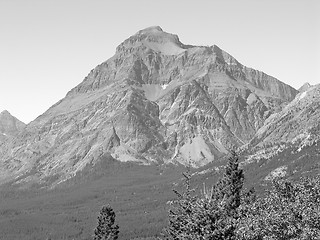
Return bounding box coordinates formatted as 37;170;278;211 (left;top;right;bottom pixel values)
237;177;320;240
162;152;320;240
0;163;180;240
93;205;119;240
1;152;320;239
162;152;245;240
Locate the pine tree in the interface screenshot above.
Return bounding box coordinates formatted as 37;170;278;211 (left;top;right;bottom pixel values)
163;152;245;239
219;151;244;214
162;169;198;239
197;151;244;240
93;205;119;240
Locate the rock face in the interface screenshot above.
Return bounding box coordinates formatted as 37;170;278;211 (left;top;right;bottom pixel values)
0;26;299;186
243;84;320;161
240;85;320;184
0;110;25;142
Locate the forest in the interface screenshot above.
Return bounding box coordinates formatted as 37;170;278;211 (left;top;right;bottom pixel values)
93;153;320;240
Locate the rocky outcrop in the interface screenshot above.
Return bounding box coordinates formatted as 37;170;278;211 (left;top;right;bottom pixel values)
0;26;299;187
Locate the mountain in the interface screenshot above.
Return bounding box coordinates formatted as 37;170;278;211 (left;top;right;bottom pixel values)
0;26;298;187
0;110;25;142
245;84;320;156
1;26;319;240
239;84;320;181
298;82;312;92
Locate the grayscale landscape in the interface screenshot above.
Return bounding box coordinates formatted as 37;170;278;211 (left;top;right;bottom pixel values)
0;1;319;239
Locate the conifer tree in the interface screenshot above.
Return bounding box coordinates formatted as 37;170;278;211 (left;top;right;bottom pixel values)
212;151;244;239
163;152;245;240
93;205;119;240
197;151;244;240
162;169;198;239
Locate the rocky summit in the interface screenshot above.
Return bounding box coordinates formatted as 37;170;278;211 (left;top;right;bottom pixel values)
0;26;305;187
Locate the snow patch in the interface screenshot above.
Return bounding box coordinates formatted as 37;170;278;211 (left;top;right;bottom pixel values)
162;84;169;90
140;82;179;101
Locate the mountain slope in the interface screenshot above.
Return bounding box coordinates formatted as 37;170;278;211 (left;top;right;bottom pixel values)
245;84;320;155
0;110;25;142
0;26;298;187
239;84;320;180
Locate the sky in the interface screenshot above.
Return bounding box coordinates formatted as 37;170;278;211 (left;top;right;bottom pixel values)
0;0;319;123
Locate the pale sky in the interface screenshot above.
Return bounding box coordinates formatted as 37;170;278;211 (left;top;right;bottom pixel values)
0;0;319;123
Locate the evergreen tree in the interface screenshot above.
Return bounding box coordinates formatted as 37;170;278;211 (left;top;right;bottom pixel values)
162;169;199;239
195;151;244;240
217;151;244;214
163;152;245;239
93;205;119;240
212;151;244;239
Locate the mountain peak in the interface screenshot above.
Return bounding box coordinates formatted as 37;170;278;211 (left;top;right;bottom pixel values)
134;26;181;44
0;110;11;116
117;26;188;56
298;82;312;92
135;26;164;35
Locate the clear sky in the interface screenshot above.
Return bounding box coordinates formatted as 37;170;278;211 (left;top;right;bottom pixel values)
0;0;319;123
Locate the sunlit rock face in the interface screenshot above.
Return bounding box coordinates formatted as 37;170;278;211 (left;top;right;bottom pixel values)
0;26;298;186
243;84;320;160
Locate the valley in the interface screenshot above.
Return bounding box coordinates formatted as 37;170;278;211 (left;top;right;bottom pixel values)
0;160;183;240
